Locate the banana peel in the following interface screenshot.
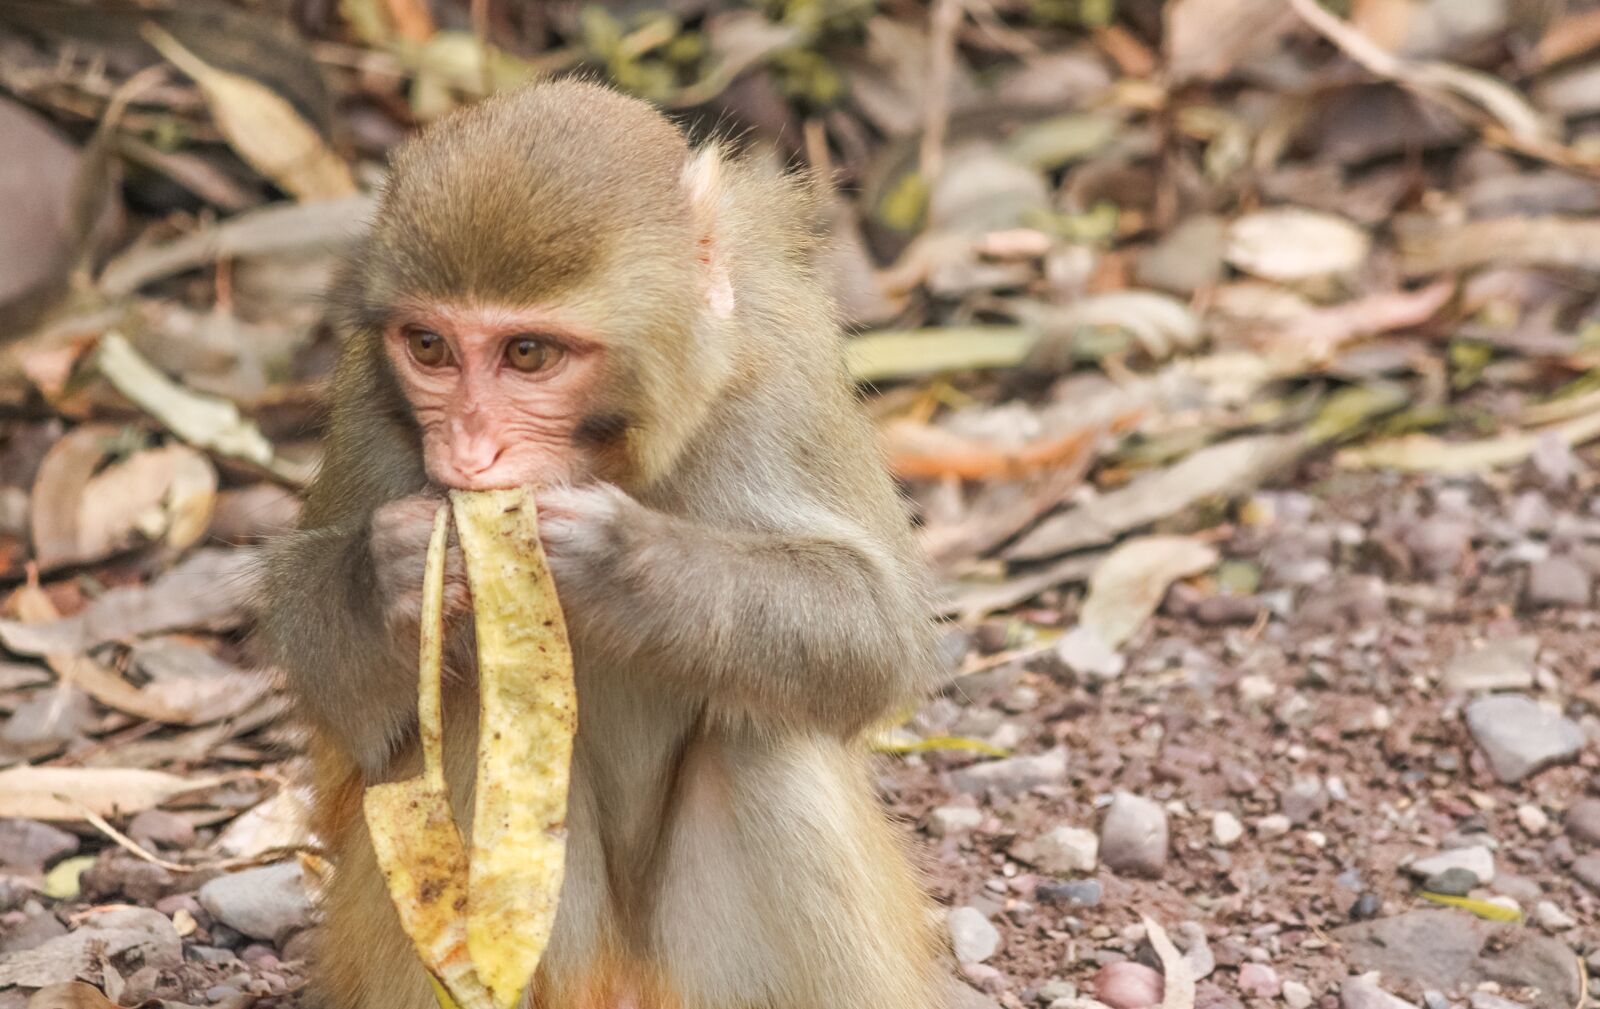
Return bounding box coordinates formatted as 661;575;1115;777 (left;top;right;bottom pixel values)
361;488;576;1009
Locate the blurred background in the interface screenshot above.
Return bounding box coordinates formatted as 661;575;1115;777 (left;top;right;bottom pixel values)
2;2;1600;1008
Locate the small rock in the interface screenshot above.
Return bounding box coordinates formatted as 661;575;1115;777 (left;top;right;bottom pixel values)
1464;695;1584;783
1524;556;1591;608
1238;963;1281;998
1056;627;1126;680
929;806;984;838
127;810;197;850
1012;826;1098;875
1039;980;1076;1002
0;819;77;873
1193;595;1262;626
197;862;314;942
1405;516;1473;577
1036;879;1102;908
952;748;1070;796
1340;976;1420;1009
1564;797;1600;844
1421;992;1450;1009
1348;893;1382;921
1421;868;1479;896
1279;778;1327;825
1212;811;1244;848
1570;853;1600;891
1441;637;1538;693
0;910;66;955
1515;805;1549;835
1095;961;1164;1009
1283;982;1313;1009
1256;815;1292;838
1533;901;1575;931
1468;995;1523;1009
1532;434;1580;487
947;906;1001;964
1100;793;1169;877
1408;845;1494;884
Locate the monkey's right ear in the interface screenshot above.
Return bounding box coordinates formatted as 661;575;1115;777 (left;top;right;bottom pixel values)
682;147;735;321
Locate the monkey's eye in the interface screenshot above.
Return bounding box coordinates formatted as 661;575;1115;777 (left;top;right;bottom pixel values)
506;337;560;373
405;329;450;368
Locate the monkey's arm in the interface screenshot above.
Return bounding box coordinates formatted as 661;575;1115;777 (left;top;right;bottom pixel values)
541;485;938;736
257;518;414;775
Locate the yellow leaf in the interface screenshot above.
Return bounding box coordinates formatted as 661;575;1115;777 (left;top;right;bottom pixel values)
141;25;356;201
42;855;96;900
454;488;575;1009
872;735;1012;758
1419;892;1524;922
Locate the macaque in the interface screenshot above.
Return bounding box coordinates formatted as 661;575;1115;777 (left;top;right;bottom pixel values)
258;81;950;1009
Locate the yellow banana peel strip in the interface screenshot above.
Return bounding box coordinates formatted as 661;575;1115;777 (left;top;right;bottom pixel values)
361;489;577;1009
453;488;576;1009
362;507;495;1009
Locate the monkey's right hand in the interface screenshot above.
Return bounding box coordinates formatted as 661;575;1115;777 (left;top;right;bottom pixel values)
370;495;472;630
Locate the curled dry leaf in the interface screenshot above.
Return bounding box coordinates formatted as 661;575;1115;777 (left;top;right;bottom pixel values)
1225;208;1371;282
846;326;1040;382
0;766;227;821
142;26;356;201
1079;535;1220;650
1337;407;1600;474
1006;433;1306;561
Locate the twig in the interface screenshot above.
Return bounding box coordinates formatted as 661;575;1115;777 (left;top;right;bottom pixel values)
919;0;964;184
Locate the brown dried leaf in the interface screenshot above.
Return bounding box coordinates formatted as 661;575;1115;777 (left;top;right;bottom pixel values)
0;765;227;821
1164;0;1298;83
1079;535;1220;649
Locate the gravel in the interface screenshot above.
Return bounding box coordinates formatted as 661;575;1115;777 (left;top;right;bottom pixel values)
1463;695;1585;783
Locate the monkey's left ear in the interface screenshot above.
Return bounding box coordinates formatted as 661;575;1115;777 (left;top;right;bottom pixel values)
683;148;736;321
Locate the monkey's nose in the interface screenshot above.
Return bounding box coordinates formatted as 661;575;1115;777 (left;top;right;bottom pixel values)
451;441;506;478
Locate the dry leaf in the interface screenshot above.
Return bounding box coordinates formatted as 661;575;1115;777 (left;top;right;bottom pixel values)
1079;536;1220;649
846;326;1040;382
1143;917;1198;1009
1164;0;1298;83
213;786;316;858
1225;209;1371;282
1337;408;1600;474
142;26;356;201
27;981;120;1009
0;766;226;821
1397;216;1600;276
1007;434;1306;561
97;333;307;484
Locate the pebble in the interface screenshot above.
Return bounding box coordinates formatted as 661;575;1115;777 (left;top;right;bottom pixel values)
1421;992;1450;1009
1056;627;1126;680
1256;815;1292;838
1012;825;1099;875
1095;961;1164;1009
1100;793;1169;877
1464;695;1585;783
127;810;197;850
1279;778;1327;825
1238;963;1281;998
1404;517;1473;577
1340;975;1420;1009
0;819;78;873
1283;982;1313;1009
1036;879;1102;908
1524;556;1591;607
1421;868;1478;896
1441;637;1538;693
947;906;1001;964
1565;797;1600;844
1467;994;1523;1009
928;805;984;838
197;862;314;942
1348;894;1382;921
1570;853;1600;892
1532;900;1575;931
1515;804;1549;835
1408;845;1494;884
1212;811;1244;848
952;748;1070;796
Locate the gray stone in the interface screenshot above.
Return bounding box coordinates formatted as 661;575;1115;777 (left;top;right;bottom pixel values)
1136;215;1227;295
1212;811;1244;847
1332;910;1580;1009
1533;901;1575;931
197;862;314;942
1571;853;1600;891
1464;695;1584;783
1468;995;1523;1009
952;748;1069;796
947;906;1001;964
0;907;180;988
1011;825;1098;875
1408;845;1495;884
1056;627;1125;680
1441;637;1538;693
1341;976;1419;1009
1524;557;1591;607
1564;797;1600;844
1099;793;1169;877
1280;778;1328;825
928;805;984;838
1405;516;1474;577
1036;879;1102;908
0;819;77;873
1422;868;1478;896
0;910;65;955
1283;982;1313;1009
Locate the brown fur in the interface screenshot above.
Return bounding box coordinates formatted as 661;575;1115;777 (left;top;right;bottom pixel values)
259;79;947;1009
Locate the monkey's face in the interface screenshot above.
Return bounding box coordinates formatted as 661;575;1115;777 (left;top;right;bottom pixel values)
382;303;607;491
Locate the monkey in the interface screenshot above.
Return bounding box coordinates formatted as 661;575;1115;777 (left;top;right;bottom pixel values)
256;80;953;1009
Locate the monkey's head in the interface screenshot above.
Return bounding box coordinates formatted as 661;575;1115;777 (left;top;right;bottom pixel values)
339;80;738;492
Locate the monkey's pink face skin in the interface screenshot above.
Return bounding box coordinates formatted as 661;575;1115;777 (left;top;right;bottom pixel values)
383;304;606;491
